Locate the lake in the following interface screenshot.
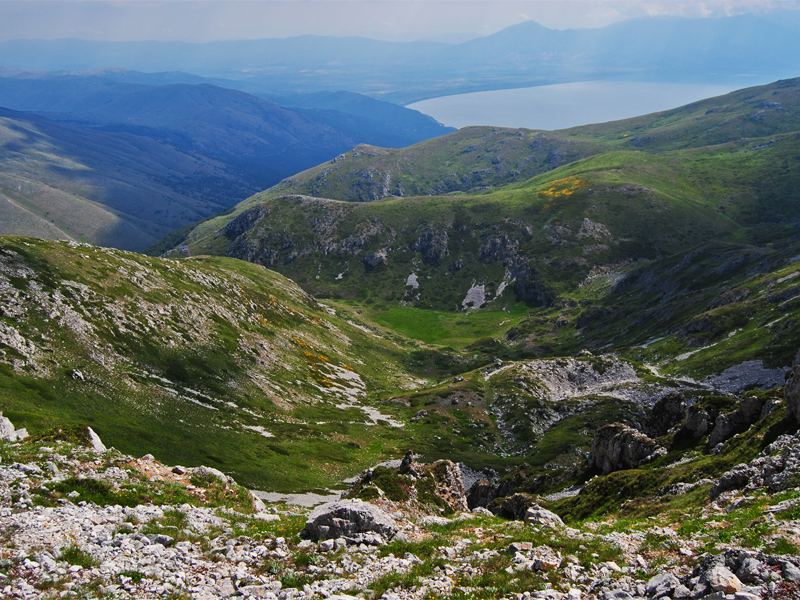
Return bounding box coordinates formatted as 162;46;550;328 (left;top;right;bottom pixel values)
408;80;768;130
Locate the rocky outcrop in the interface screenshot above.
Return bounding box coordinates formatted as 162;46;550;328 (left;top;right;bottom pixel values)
710;432;800;499
302;499;399;543
498;493;534;519
363;248;388;269
705;395;767;450
428;460;469;512
505;255;554;306
680;403;714;439
644;392;686;438
0;411;28;442
589;423;667;475
785;349;800;424
410;229;448;267
467;477;516;509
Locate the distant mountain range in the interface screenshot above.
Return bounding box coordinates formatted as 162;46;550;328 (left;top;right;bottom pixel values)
0;71;453;250
1;14;799;103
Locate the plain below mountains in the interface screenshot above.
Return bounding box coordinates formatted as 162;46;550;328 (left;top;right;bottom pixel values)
0;71;452;251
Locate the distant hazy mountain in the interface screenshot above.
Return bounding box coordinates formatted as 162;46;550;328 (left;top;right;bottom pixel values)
0;73;454;250
0;14;798;102
0;107;240;250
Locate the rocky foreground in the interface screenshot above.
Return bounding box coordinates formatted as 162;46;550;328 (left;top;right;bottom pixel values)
2;413;800;600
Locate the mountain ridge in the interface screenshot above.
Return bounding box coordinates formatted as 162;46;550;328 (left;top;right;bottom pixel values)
1;14;798;102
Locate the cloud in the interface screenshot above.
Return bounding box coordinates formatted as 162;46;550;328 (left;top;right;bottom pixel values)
0;0;797;44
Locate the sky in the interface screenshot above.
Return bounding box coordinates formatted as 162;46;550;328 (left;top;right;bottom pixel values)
0;0;798;43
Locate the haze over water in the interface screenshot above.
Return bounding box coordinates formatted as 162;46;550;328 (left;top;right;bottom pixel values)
408;80;768;130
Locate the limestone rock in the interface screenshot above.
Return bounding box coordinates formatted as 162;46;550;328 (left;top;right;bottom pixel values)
87;427;106;453
706;395;766;450
588;423;667;475
705;566;743;593
428;459;469;512
0;412;20;442
524;504;564;529
680;404;712;439
303;499;398;542
646;573;680;598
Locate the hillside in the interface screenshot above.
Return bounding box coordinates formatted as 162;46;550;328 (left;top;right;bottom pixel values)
180;79;800;314
0;236;427;491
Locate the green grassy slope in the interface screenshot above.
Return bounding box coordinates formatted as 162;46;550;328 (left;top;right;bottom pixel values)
183;135;799;313
184;76;800;228
0;236;434;491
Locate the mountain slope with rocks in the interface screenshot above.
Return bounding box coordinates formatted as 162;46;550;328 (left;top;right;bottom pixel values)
2;368;800;600
0;236;428;491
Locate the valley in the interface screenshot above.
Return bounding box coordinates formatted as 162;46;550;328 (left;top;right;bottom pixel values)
0;71;453;251
1;66;800;600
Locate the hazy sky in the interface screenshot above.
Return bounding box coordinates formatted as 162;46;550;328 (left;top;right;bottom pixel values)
0;1;798;43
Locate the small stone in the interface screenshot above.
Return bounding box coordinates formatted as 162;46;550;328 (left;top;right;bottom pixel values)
601;561;622;573
736;558;766;584
673;584;692;598
707;566;743;593
217;578;236;597
524;504;564;528
782;562;800;582
647;573;680;598
471;507;493;516
142;454;155;461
